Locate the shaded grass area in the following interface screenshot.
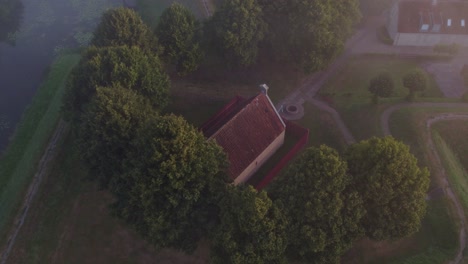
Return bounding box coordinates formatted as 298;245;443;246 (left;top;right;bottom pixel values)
432;131;468;214
344;107;463;263
385;198;458;264
320;55;442;141
7;133;209;264
433;120;468;172
345;198;458;264
389;107;468;171
298;103;347;152
0;54;80;243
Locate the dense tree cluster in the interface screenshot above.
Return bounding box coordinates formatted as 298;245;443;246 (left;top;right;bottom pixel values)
270;146;365;263
63;5;430;263
268;139;429;263
211;185;287;264
63;6;228;253
258;0;361;72
63;45;169;121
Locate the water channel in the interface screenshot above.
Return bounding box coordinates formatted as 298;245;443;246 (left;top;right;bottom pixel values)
0;0;121;152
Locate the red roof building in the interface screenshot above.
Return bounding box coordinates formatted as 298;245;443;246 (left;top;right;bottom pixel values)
201;85;286;184
387;0;468;46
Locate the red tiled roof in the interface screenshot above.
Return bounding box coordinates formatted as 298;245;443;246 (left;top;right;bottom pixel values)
398;1;468;35
201;93;286;180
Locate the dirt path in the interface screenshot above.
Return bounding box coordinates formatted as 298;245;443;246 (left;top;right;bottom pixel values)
0;120;67;264
380;103;468;264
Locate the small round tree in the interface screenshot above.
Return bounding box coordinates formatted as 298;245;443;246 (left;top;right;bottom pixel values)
368;72;394;104
402;69;427;101
91;7;160;53
156;3;202;75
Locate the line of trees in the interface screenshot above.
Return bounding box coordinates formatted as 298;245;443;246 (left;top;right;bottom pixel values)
63;5;430;264
368;69;428;103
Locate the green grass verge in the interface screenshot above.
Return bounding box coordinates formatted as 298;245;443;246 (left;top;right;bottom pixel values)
344;107;462;263
320;55;442;141
385;199;458;264
432;124;468;215
0;54;80;243
7;133;205;263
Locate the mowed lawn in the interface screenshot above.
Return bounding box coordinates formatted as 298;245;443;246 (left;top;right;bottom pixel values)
432;120;468;215
6;133;211;264
319;55;443;141
0;54;80;244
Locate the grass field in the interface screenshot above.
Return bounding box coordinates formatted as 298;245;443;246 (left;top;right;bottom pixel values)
367;107;468;263
0;54;80;244
432;120;468;216
344;198;458;264
6;133;211;264
343;107;463;264
320;55;442;141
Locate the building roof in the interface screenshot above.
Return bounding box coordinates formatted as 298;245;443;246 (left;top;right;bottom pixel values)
398;0;468;35
201;92;286;180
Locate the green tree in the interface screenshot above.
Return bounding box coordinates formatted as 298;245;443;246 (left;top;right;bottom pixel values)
111;114;228;252
345;137;430;240
209;0;267;66
156;3;202;75
211;185;287;264
270;146;365;263
78;85;157;187
91;7;160;53
368;72;394;104
402;69;427;100
63;45;170;121
259;0;360;73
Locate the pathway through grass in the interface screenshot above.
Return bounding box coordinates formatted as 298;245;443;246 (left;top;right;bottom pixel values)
0;54;80;244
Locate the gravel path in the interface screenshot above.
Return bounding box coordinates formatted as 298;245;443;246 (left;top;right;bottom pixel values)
0;120;67;264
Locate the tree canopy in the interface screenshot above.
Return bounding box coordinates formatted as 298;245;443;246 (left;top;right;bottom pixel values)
111;114;228;252
209;0;267;66
211;185;287;264
156;3;202;75
78;85;157;187
270;145;365;263
91;7;159;53
402;69;427;99
345;137;430;240
63;45;170;120
368;72;394;103
259;0;360;73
